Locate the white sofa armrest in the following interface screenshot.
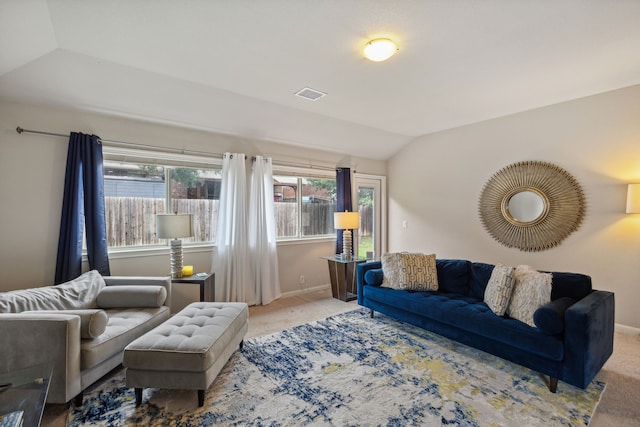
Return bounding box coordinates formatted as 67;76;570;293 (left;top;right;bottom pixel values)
0;313;82;404
103;276;171;308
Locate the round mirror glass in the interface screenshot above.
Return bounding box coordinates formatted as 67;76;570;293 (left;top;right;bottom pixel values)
507;190;546;223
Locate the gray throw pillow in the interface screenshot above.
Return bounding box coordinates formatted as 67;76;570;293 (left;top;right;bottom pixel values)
23;309;108;339
96;285;167;308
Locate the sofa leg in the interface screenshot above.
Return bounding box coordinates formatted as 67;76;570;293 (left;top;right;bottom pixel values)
198;389;205;407
135;388;143;406
549;377;558;393
239;340;244;350
73;392;83;406
370;309;374;318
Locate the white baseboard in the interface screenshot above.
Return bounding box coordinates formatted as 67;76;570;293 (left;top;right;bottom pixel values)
615;323;640;335
281;284;331;299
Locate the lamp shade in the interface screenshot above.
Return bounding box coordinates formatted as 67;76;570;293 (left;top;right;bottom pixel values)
627;184;640;213
334;211;360;230
156;214;194;238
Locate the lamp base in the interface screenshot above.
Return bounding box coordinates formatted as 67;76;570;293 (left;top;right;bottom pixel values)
341;229;352;260
170;239;184;278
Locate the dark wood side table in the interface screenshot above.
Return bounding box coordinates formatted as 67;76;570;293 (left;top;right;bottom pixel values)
323;256;366;302
172;272;215;302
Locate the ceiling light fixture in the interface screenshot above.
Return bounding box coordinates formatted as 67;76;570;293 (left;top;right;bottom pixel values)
363;38;398;62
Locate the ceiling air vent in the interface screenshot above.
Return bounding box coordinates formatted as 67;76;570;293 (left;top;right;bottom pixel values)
294;87;327;101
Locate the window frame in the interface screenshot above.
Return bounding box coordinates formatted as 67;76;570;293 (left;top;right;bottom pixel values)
101;146;222;254
94;154;338;257
272;165;337;242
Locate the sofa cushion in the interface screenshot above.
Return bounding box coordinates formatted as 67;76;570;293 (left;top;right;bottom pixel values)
96;285;167;308
364;285;563;361
469;262;494;300
484;264;516;316
435;259;470;295
80;306;170;370
0;270;105;313
24;309;108;339
507;265;552;327
534;297;576;335
364;269;384;286
550;272;592;301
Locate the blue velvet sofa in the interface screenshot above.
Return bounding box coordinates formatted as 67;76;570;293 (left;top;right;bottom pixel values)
357;259;615;392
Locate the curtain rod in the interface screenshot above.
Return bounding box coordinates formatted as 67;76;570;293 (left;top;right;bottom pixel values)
16;126;339;171
16;126;223;159
252;155;336;172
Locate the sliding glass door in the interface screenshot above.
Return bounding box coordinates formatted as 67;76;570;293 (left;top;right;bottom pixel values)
354;174;386;260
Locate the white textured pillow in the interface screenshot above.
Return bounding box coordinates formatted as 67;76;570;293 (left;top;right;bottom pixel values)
507;265;552;327
381;252;402;289
484;264;515;316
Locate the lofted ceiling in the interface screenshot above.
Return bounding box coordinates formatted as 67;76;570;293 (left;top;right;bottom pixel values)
1;0;640;160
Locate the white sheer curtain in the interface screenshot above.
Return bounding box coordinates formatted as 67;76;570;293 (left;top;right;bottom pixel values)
213;153;250;302
249;156;281;305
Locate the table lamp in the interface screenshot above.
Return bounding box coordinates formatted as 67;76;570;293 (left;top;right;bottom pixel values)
156;213;194;278
334;211;360;260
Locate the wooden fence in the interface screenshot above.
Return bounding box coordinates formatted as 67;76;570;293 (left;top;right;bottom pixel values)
104;197;372;247
105;197;217;247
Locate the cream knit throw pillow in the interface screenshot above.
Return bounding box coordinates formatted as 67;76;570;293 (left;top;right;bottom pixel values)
507;265;552;327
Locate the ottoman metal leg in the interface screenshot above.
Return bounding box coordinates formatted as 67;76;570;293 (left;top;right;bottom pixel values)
135;388;143;406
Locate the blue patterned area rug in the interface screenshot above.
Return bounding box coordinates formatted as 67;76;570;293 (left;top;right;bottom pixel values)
67;309;604;426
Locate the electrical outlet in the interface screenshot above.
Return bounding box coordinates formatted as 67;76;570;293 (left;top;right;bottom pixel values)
299;275;305;285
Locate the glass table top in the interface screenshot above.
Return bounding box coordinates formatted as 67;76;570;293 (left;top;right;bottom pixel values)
0;363;53;427
322;255;368;264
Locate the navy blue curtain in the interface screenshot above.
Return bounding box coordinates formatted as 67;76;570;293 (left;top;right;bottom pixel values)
335;167;353;255
55;132;110;284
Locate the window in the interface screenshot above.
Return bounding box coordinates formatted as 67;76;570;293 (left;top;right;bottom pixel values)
102;147;221;249
273;174;336;239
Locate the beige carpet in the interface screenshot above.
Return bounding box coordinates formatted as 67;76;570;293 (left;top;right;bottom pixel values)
43;289;640;426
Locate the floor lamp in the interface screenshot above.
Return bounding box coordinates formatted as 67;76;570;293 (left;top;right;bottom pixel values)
157;213;194;278
334;211;360;260
627;184;640;213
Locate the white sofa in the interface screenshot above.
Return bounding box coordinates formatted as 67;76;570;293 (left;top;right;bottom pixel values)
0;270;171;404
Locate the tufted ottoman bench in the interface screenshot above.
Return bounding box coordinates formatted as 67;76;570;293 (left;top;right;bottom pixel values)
123;302;248;407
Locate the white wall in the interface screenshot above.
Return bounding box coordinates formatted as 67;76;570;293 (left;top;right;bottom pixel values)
0;99;385;310
388;84;640;329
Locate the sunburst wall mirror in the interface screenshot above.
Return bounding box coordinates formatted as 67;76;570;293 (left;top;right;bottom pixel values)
478;161;586;252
